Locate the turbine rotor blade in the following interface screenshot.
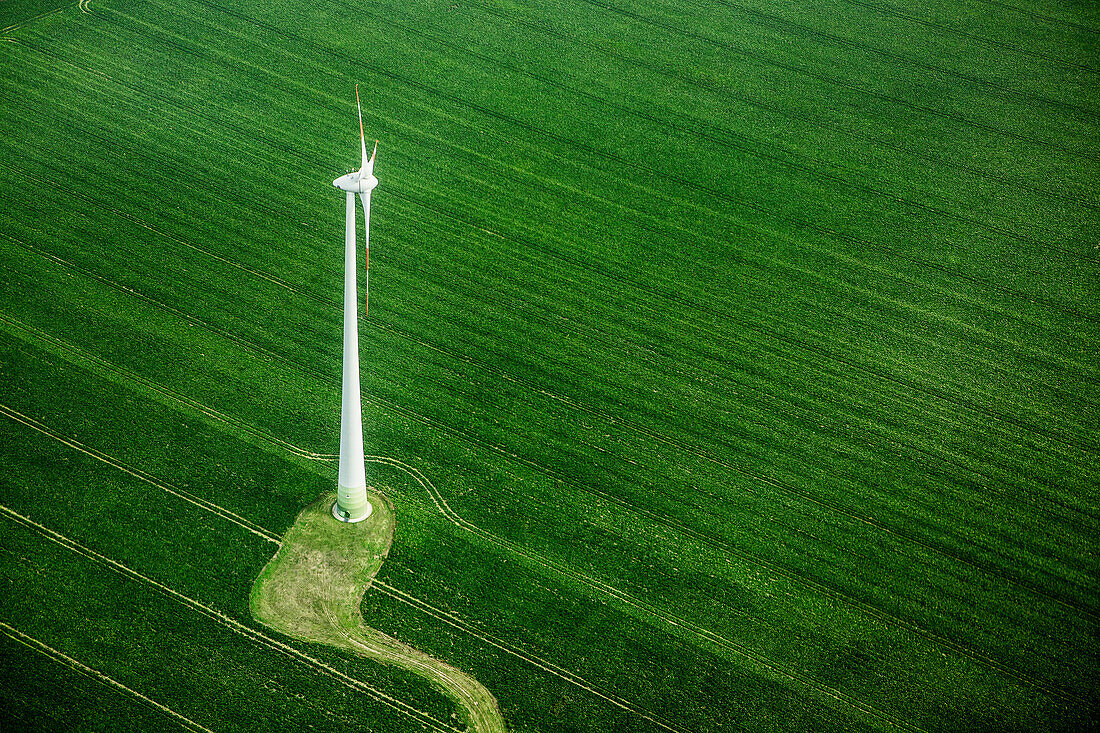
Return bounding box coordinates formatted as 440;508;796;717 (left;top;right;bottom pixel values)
359;191;371;317
356;84;368;173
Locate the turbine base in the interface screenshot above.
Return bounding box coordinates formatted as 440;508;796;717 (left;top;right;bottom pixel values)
332;499;373;523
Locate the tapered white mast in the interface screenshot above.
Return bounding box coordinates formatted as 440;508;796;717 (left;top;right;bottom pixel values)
331;85;378;523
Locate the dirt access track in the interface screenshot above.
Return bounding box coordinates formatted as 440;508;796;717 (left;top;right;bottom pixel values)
250;491;506;733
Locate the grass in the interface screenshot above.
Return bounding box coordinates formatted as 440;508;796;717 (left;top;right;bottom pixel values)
1;0;1098;729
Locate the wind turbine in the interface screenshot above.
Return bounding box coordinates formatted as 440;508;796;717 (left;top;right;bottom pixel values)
331;85;377;523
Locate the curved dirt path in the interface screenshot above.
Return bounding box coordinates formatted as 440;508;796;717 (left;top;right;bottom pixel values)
250;492;505;733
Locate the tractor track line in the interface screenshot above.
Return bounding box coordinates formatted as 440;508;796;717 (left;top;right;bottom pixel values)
0;351;1085;712
0;620;214;733
0;504;460;733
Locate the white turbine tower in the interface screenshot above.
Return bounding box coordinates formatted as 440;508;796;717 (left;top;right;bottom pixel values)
331;85;377;523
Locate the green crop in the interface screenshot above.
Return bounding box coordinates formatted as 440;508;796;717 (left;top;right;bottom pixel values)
1;0;1096;729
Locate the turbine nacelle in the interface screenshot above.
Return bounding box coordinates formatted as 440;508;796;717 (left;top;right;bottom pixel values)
333;170;378;193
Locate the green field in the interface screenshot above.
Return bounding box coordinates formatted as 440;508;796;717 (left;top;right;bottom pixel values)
1;0;1097;729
